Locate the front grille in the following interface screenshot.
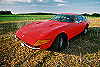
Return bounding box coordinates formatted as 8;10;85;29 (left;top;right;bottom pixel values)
21;40;32;47
20;40;40;49
34;46;40;48
21;40;40;48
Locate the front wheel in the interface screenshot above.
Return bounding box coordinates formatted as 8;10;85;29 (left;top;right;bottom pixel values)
49;34;67;51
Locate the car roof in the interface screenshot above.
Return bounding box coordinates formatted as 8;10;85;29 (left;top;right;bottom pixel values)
59;13;78;16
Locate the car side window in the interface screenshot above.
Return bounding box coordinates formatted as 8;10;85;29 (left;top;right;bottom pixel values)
61;15;75;23
75;15;82;23
78;15;82;22
82;16;86;21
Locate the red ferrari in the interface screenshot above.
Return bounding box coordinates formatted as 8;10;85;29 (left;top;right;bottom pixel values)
15;13;90;51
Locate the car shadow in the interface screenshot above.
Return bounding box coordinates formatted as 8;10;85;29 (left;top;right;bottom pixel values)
48;27;100;56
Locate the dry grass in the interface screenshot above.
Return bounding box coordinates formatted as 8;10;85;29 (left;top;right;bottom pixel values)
88;18;100;27
0;18;100;67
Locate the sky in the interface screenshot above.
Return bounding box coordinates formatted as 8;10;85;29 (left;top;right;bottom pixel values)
0;0;100;14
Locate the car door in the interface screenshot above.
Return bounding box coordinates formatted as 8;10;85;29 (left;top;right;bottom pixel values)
61;15;78;39
61;15;80;39
74;15;85;34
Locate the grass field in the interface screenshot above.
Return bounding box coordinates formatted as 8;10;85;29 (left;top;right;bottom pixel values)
0;15;100;66
0;15;54;22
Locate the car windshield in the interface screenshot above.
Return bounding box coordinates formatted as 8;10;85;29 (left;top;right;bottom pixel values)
50;14;75;23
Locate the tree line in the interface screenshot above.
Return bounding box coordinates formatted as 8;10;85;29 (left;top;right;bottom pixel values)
18;12;56;15
0;11;100;17
0;11;12;15
82;13;100;17
17;12;100;17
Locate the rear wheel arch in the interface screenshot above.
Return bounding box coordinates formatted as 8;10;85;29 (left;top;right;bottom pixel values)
86;23;89;27
85;23;89;29
82;23;89;35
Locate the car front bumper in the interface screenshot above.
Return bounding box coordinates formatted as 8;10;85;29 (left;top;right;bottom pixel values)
14;35;40;50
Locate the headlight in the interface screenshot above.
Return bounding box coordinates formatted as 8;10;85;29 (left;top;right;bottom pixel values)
34;39;52;46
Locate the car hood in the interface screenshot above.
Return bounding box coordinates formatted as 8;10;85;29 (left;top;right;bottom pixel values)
16;20;69;44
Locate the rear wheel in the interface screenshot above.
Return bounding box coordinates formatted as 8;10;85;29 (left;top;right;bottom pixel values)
82;24;89;35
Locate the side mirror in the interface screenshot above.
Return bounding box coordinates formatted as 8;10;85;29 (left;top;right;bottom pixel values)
79;20;82;23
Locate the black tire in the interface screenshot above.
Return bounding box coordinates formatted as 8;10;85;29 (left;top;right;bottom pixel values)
49;34;68;51
82;24;88;35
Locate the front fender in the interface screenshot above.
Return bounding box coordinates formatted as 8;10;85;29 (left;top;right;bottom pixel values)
39;26;68;49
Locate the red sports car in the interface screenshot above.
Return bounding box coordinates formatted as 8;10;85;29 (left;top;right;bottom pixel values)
15;13;90;51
